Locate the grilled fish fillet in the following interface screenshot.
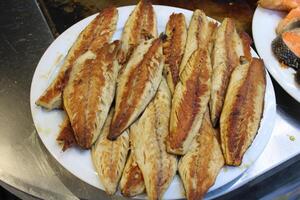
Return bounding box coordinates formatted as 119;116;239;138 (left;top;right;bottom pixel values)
163;13;187;94
209;18;250;127
220;58;266;166
63;41;120;148
92;109;130;195
178;111;224;200
167;48;212;155
130;79;177;200
120;151;145;197
108;38;164;140
56;116;77;151
179;9;217;74
36;7;118;110
118;0;157;66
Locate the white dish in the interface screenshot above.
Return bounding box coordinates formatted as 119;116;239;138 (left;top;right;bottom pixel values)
253;6;300;102
30;5;276;199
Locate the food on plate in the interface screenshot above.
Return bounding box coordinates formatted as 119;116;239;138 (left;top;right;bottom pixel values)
130;79;177;200
277;7;300;34
179;9;217;74
56;116;76;151
118;0;157;67
63;41;120;148
167;48;212;155
272;28;300;69
119;151;145;197
163;13;187;93
108;38;164;140
209;18;251;127
36;7;118;110
92;109;130;195
220;58;266;166
178;111;224;200
258;0;300;11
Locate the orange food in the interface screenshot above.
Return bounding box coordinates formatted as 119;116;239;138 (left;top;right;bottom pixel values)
259;0;300;11
282;29;300;57
277;7;300;34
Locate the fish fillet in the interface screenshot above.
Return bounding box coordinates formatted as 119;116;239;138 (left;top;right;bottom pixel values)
108;38;164;140
220;58;266;166
163;13;187;94
179;9;217;74
167;48;212;155
118;0;157;66
56;116;77;151
120;151;145;197
130;79;177;200
209;18;250;127
36;7;118;110
63;41;120;148
92;109;130;195
259;0;300;11
178;111;224;200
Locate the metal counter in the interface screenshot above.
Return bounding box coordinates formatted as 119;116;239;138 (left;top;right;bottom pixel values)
1;0;300;199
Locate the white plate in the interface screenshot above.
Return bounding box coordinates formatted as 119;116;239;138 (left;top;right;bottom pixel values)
30;5;276;199
253;6;300;102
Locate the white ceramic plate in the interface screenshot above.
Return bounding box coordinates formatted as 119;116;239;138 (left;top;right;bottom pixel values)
30;5;276;199
253;6;300;102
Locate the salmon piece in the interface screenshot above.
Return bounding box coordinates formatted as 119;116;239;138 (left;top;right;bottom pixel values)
179;9;217;74
283;28;300;57
178;111;224;200
167;49;212;155
36;7;118;110
277;7;300;34
56;116;77;151
92;109;129;195
108;38;164;140
130;79;177;200
118;0;157;67
259;0;300;11
63;41;120;148
119;151;145;197
220;58;266;166
163;13;187;94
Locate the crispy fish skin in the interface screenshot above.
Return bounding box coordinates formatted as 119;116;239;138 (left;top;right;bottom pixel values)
130;79;177;200
178;111;224;200
120;151;145;197
108;38;164;140
118;0;157;66
167;49;212;155
36;7;118;110
63;41;120;148
209;18;248;127
56;116;77;151
179;9;217;74
163;13;187;94
220;58;266;166
92;109;130;195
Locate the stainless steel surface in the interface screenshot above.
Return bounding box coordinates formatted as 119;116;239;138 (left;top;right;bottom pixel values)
1;0;300;199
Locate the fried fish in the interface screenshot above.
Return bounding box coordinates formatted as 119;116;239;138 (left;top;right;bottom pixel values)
108;38;164;140
220;58;266;166
63;41;120;148
92;109;130;195
36;7;118;110
56;116;77;151
167;49;212;155
163;13;187;93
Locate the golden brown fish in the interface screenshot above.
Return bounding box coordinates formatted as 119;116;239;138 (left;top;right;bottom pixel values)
56;116;77;151
209;18;250;127
108;38;164;140
167;48;212;155
178;111;224;200
220;58;266;166
36;7;118;110
92;109;130;195
259;0;300;11
163;13;187;93
130;79;177;200
118;0;157;66
119;151;145;197
63;41;120;148
179;9;217;74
